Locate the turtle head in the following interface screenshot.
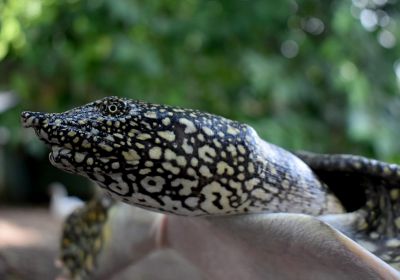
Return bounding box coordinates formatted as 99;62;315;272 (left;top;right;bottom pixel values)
21;97;146;176
21;96;199;175
21;96;260;215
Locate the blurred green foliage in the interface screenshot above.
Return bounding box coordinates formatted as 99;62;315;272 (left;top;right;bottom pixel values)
1;0;400;202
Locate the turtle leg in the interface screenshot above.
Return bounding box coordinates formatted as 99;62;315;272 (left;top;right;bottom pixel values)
58;196;165;279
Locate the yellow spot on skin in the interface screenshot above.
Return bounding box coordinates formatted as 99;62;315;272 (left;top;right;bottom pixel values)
74;152;85;163
137;133;152;140
251;188;271;201
198;145;216;163
191;158;199;167
106;135;115;142
139;168;151;175
227;144;237;157
158;131;176;142
229;179;245;197
165;149;177;161
383;166;391;175
214;139;222;149
202;126;214;136
144;111;158;119
86;157;94;165
197;134;205;142
187;167;197;176
227;126;240;135
369;232;379;239
217;161;234;176
73;137;80;143
141;176;165;192
390;189;399;200
67;131;76;137
244;178;261;191
99;142;113;152
122;149;140;162
237;173;245;181
128;128;139;137
149;147;162;160
135;143;145;149
201;182;232;212
82;140;91;148
199;165;213;178
282;180;290;189
248;162;255;174
263;183;279;194
162;118;171;125
182;139;193;154
162;162;180;175
386;239;400;248
172;179;198;196
111;162;120;169
176;156;187;167
185;197;200;207
179;118;197;133
114;133;124;139
237;145;246;155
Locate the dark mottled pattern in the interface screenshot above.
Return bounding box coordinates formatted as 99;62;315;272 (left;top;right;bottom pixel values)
297;151;400;269
59;196;114;278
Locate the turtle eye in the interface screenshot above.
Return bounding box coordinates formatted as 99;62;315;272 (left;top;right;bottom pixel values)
108;104;118;114
99;98;127;116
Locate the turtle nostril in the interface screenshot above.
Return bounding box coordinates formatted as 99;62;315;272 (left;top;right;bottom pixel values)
21;111;35;127
20;111;46;128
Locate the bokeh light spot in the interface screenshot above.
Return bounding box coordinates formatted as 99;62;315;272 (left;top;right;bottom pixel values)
378;30;396;49
280;40;299;58
360;9;378;31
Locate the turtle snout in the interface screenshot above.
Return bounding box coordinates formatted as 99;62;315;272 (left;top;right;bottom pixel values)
21;111;48;128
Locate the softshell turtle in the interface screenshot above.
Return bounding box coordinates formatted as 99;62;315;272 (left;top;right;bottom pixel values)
20;96;400;279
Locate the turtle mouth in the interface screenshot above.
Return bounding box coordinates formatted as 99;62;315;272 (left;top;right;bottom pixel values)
21;111;107;149
21;111;126;173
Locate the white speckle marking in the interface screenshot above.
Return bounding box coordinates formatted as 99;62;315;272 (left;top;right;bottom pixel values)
199;165;213;178
179;118;197;133
202;126;214;136
158;131;176;142
198;145;216;163
149;147;162;160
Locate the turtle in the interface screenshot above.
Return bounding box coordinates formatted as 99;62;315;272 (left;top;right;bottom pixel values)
20;96;400;279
